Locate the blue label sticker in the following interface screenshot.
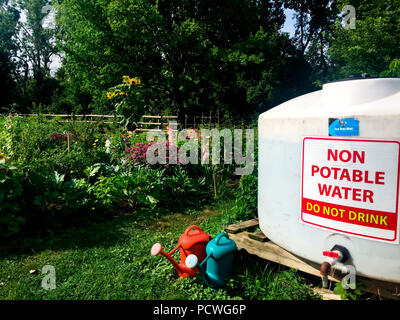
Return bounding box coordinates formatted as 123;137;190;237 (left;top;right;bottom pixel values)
329;117;359;136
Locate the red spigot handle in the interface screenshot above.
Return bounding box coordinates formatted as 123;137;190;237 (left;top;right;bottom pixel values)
323;251;340;259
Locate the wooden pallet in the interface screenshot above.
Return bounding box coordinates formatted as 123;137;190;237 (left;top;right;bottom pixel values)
225;219;400;300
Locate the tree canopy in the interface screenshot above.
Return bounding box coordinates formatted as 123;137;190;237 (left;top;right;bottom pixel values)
328;0;400;77
1;0;399;120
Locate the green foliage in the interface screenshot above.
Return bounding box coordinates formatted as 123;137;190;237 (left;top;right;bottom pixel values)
0;159;24;236
0;1;19;110
333;281;364;300
283;0;339;80
0;0;60;111
238;264;319;300
55;0;312;119
0;116;16;159
0;116;217;237
172;243;320;300
0;115;114;177
106;75;145;123
172;276;233;300
30;171;95;217
328;0;400;77
229;173;258;222
381;59;400;77
92;164;209;212
3;0;400;117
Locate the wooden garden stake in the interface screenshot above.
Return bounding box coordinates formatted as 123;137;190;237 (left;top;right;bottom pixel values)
213;173;217;198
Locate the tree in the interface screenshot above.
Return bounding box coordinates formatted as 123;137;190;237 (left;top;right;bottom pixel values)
0;0;19;110
14;0;59;109
56;0;311;121
283;0;339;81
328;0;400;77
0;0;61;111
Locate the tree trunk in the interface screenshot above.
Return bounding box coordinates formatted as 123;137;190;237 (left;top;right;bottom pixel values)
174;84;185;125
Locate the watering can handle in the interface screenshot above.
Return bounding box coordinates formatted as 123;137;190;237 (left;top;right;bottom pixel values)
184;225;202;236
215;233;230;245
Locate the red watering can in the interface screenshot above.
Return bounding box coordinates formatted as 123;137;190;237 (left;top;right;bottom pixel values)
151;225;211;277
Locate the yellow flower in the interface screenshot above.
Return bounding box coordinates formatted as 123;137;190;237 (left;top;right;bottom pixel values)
107;92;115;99
122;75;141;85
95;139;99;142
137;186;141;191
177;186;181;190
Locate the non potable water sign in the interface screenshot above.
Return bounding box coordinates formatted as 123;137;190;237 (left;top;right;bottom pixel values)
301;137;400;243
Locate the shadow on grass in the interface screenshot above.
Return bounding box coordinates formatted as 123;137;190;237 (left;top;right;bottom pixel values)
0;202;220;260
0;209;155;259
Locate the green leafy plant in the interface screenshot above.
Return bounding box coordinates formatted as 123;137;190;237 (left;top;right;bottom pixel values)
0;159;24;236
381;59;400;77
229;173;258;222
107;75;145;125
333;281;364;300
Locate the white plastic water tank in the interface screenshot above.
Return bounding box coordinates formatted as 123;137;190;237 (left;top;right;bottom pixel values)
258;78;400;283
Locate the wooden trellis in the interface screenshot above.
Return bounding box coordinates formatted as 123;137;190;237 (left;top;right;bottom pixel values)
135;115;178;132
184;110;220;129
11;112;221;130
11;113;124;124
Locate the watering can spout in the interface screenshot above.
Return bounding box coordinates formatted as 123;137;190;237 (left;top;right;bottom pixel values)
151;243;185;275
186;254;217;287
185;254;225;289
186;254;206;276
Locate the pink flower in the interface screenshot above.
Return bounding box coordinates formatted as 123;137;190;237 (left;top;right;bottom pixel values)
202;143;210;163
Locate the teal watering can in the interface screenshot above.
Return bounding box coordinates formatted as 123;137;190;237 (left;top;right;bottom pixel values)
186;232;237;289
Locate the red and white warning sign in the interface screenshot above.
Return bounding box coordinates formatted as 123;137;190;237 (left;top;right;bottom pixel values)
301;137;400;243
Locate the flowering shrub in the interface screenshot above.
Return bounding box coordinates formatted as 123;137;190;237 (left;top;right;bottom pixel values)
0;116;228;237
125;142;152;165
107;75;145;123
124;140;180;168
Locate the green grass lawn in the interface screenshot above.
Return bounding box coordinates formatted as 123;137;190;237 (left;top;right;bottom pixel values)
0;201;321;300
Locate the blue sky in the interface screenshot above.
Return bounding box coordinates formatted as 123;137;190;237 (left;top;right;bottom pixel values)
281;8;296;36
